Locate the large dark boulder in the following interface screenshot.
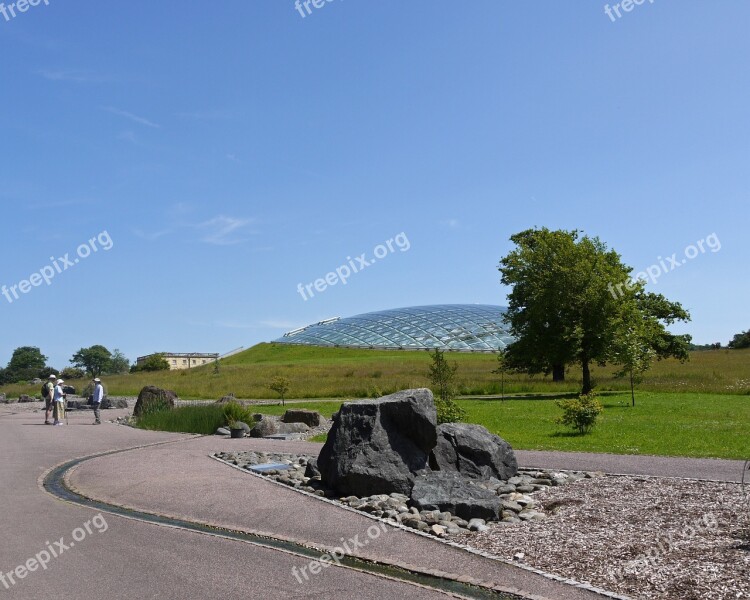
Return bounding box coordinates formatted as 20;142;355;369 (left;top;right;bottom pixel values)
101;398;129;409
317;388;437;497
430;423;518;481
133;386;176;417
18;395;36;403
410;472;502;521
282;409;322;427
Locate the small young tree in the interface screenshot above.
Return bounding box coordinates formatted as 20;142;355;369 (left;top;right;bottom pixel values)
612;328;655;407
269;375;290;406
427;348;465;423
492;348;509;401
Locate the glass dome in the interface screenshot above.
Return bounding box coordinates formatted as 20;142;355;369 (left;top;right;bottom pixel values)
274;304;513;352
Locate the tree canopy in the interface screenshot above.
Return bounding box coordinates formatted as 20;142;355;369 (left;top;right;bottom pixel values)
70;345;112;376
728;329;750;349
3;346;48;383
499;228;691;394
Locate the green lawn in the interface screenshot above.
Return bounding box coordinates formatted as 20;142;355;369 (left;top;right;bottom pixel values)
459;392;749;459
250;392;750;459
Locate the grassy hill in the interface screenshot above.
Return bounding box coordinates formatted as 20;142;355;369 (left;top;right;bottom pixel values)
2;343;748;400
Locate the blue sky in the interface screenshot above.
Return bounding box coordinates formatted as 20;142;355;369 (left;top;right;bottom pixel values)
1;1;748;369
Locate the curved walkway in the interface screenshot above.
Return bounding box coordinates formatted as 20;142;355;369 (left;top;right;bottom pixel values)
5;402;741;599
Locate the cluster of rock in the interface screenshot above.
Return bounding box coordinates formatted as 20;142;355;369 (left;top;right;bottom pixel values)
214;388;598;535
215;409;329;440
65;397;129;410
313;389;531;521
214;449;594;535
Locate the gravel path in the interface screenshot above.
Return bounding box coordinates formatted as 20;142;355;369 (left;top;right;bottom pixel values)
453;474;750;600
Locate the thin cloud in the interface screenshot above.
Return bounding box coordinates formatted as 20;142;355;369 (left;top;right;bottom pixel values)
196;215;256;246
38;69;111;83
177;109;236;120
103;106;161;129
133;228;172;241
259;319;303;330
442;218;461;229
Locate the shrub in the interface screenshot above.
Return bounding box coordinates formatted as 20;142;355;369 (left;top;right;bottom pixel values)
555;392;603;435
60;367;85;380
222;401;252;428
435;396;466;424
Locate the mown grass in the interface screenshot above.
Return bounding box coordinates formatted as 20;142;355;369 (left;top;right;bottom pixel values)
136;391;750;460
136;404;226;435
458;392;750;460
3;344;746;401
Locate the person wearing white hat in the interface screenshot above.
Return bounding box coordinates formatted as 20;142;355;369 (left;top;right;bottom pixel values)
52;379;67;426
92;378;104;425
43;374;57;425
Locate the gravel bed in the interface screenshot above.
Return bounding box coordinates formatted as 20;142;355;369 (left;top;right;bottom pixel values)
213;450;594;535
452;475;750;600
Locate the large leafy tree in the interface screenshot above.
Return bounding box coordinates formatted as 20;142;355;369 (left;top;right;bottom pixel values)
5;346;48;382
499;228;691;394
71;345;112;376
108;349;131;374
728;329;750;349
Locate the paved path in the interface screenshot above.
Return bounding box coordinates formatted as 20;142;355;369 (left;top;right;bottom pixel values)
516;450;747;483
6;402;742;600
0;404;608;600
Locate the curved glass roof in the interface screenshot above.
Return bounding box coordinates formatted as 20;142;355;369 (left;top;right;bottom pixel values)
274;304;513;352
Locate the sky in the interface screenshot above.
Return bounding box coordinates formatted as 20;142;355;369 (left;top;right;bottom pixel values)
1;0;748;369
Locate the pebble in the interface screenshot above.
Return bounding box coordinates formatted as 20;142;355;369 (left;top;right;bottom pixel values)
212;451;581;537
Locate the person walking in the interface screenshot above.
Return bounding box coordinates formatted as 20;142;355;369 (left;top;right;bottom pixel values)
43;374;57;425
92;377;104;425
52;379;66;426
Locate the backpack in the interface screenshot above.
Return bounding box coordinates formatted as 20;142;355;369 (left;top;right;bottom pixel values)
41;383;50;399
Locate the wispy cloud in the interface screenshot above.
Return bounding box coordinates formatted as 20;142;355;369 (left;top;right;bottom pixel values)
38;69;112;84
103;106;161;129
27;198;93;210
176;109;236;120
259;319;302;330
133;228;172;241
117;130;138;144
441;218;460;229
195;215;256;246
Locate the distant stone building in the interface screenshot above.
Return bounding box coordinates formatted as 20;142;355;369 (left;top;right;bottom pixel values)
136;352;219;371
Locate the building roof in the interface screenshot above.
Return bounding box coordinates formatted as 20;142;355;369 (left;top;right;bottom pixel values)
274;304;513;352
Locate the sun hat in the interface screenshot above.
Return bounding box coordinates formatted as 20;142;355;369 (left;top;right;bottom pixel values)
93;378;101;382
49;374;57;379
57;380;65;384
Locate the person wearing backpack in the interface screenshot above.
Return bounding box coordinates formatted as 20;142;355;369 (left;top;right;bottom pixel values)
43;374;57;425
52;379;67;426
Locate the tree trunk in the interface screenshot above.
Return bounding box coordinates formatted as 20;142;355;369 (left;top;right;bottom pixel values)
630;371;635;407
581;360;592;394
552;364;565;382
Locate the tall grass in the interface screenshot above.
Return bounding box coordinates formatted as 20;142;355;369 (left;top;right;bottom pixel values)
136;404;226;435
2;344;748;400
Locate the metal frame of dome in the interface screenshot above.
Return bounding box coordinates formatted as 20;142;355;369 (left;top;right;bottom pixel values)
274;304;513;352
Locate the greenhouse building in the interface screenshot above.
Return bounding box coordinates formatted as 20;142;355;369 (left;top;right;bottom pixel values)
274;304;513;353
